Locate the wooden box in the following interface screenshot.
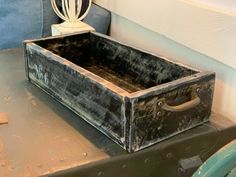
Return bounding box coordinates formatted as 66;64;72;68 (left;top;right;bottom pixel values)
24;32;215;152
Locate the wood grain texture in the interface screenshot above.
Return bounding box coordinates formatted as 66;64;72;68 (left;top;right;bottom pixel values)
24;32;215;152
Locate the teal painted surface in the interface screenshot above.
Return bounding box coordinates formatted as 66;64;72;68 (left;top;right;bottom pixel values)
227;167;236;177
193;140;236;177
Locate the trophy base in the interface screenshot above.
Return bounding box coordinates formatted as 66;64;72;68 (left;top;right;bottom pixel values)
51;21;95;36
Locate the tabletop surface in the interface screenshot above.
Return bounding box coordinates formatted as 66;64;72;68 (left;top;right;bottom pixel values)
0;48;235;177
0;48;125;177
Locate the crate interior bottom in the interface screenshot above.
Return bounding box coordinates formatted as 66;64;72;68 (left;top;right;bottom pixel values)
35;33;198;94
83;63;146;93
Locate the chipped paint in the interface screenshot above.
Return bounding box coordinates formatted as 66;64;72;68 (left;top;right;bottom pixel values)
24;32;215;152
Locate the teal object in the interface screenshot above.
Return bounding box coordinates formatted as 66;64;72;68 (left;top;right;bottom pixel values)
227;167;236;177
192;140;236;177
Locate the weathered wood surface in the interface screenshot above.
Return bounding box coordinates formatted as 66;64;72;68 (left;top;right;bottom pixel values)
24;32;215;152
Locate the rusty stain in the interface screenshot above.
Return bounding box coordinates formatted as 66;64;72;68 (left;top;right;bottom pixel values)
31;100;37;107
37;164;43;168
82;152;88;157
0;161;7;167
4;96;11;102
60;158;66;162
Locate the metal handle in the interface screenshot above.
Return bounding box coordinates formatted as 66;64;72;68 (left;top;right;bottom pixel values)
161;95;200;112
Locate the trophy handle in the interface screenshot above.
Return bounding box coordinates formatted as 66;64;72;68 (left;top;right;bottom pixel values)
51;0;92;23
78;0;92;21
51;0;69;21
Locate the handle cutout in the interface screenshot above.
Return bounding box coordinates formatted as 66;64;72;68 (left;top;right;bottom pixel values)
161;90;200;112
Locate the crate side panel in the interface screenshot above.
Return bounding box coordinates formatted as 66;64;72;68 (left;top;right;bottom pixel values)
130;73;215;151
26;44;125;144
35;33;92;66
90;33;197;90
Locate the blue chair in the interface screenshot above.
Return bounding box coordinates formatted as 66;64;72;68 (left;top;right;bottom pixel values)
0;0;111;49
83;4;111;34
0;0;59;49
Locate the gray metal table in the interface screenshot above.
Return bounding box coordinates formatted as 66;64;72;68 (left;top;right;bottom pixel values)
0;48;125;177
0;48;235;177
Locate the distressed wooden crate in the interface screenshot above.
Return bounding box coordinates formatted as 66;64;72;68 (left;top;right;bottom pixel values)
24;32;215;152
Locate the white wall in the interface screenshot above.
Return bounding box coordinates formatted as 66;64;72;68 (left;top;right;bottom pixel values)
110;13;236;121
94;0;236;69
195;0;236;12
100;12;236;121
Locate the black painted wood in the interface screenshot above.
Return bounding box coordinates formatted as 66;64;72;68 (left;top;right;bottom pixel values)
24;32;215;152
